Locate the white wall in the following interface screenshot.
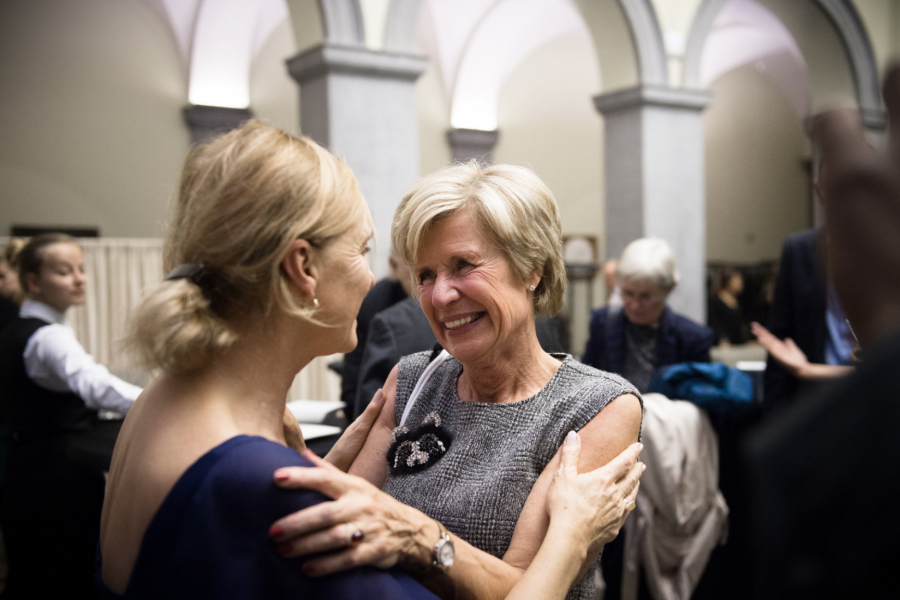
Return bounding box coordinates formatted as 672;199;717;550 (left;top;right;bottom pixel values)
493;33;604;353
0;0;189;238
705;64;810;263
250;18;300;136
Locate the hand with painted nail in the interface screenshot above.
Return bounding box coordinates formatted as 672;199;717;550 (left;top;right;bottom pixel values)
270;449;439;576
545;436;643;554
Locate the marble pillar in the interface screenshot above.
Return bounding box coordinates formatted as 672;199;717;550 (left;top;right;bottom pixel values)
446;128;499;164
183;105;254;145
594;84;711;324
288;43;427;278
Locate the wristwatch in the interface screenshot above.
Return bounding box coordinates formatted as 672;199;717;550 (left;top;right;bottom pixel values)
432;519;455;571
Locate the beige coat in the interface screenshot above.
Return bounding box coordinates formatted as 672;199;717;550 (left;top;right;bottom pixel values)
619;393;729;600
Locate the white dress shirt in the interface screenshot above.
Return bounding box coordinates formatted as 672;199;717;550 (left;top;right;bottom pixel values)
20;300;141;415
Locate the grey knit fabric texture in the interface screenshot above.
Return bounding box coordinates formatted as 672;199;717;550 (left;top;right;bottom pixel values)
382;351;640;600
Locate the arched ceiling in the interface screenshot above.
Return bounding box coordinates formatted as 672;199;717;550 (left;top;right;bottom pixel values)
419;0;591;131
143;0;290;108
701;0;809;118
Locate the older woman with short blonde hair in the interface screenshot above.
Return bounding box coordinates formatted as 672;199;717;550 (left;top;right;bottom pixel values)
270;161;643;600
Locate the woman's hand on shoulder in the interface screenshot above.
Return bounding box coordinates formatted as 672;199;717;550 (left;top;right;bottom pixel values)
269;449;434;577
547;434;644;553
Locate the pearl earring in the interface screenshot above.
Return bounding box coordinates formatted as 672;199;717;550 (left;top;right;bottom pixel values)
529;285;536;291
313;298;319;308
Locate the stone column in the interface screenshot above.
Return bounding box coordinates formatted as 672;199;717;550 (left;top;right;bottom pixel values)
446;128;499;164
288;43;427;278
594;84;711;324
183;105;254;144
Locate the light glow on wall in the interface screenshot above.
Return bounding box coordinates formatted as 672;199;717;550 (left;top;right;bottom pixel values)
446;0;589;131
187;0;288;108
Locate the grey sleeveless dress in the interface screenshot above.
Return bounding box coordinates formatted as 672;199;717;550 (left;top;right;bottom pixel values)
382;351;640;600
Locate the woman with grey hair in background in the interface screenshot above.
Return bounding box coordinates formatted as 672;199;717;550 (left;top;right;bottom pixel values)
270;161;644;600
583;237;714;394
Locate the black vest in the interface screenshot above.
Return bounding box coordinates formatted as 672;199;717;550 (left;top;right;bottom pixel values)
0;317;97;435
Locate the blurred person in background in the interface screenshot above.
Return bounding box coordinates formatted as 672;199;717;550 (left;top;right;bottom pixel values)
708;268;751;345
746;67;900;599
0;233;141;600
341;252;411;421
0;238;25;331
763;155;855;411
583;238;713;394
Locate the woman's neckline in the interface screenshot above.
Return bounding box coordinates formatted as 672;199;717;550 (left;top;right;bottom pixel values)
450;352;570;407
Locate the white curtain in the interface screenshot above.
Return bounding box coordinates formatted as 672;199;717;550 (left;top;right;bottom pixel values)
5;237;341;402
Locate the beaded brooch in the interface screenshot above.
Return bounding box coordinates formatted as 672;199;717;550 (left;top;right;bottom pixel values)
387;411;452;475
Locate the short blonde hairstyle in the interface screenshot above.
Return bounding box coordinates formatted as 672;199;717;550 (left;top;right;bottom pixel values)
617;238;678;292
128;120;368;374
392;161;565;317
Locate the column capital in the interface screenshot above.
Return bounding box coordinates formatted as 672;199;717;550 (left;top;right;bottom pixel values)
182;105;253;144
593;84;711;116
287;43;428;85
446;128;499;164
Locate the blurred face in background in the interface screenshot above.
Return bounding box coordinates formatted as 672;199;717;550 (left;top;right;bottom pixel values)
26;242;87;313
0;260;22;301
726;273;744;296
619;276;669;326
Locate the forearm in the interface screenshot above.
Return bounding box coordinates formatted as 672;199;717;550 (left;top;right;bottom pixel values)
404;512;524;600
796;363;853;381
505;520;586;600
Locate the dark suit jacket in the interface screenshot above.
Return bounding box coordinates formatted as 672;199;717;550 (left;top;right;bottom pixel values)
341;278;407;420
353;299;570;418
353;297;437;419
744;330;900;599
764;228;828;410
582;305;713;377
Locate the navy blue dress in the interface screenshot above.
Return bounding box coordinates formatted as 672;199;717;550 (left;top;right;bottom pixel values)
98;436;438;600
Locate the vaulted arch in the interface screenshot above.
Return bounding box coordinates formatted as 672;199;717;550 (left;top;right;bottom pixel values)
684;0;881;126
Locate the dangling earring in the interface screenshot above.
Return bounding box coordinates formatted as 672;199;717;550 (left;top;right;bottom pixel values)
529;285;536;291
313;298;319;308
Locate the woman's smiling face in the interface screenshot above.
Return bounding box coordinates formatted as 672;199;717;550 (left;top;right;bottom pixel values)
415;210;535;366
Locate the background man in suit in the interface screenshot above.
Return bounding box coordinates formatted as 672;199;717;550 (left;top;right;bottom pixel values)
763;160;856;410
340;252;410;420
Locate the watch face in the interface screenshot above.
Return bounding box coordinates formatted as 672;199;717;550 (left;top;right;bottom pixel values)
437;539;455;568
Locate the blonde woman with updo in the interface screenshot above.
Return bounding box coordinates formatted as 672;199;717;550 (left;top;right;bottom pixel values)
99;122;643;600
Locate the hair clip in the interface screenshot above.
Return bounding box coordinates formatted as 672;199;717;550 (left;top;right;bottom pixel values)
165;263;205;282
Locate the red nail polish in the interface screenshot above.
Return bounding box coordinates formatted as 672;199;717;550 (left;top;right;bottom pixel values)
269;526;284;538
302;563;316;576
274;472;289;482
278;543;292;555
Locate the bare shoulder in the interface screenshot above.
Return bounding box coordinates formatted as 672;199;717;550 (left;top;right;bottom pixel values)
577;392;642;471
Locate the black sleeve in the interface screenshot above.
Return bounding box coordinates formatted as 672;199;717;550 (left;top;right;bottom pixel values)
581;309;606;367
764;239;797;408
354;313;400;420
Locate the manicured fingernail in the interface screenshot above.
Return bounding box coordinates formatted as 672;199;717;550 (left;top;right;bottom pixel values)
278;543;292;555
274;471;289;482
642;463;647;471
639;443;644;451
566;431;577;444
302;563;317;576
301;448;318;460
269;526;284;538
